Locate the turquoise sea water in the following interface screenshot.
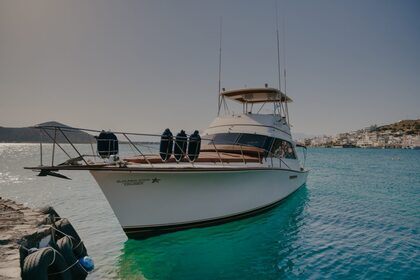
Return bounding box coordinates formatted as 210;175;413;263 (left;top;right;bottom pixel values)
1;144;419;279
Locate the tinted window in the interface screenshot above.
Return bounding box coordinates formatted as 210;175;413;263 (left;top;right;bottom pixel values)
271;139;282;156
210;133;271;150
284;142;297;159
207;133;296;159
271;139;296;159
211;133;240;145
237;134;269;149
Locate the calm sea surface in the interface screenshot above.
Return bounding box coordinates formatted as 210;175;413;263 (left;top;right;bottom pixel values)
1;144;419;279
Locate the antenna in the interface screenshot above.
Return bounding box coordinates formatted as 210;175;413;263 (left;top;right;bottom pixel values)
276;0;281;91
217;17;223;116
275;1;282;92
275;0;283;118
282;9;290;125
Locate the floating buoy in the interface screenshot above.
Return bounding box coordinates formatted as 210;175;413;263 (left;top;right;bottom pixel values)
79;256;95;272
187;130;201;162
174;130;187;162
159;128;173;161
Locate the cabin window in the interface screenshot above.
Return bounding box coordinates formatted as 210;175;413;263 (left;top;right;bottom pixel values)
208;133;296;159
271;139;296;159
236;134;270;149
210;133;271;150
211;133;240;145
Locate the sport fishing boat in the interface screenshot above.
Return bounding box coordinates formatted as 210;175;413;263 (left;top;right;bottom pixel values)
25;86;308;239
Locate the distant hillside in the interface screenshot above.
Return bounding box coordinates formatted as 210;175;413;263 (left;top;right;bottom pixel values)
292;132;317;141
375;119;420;135
0;121;95;143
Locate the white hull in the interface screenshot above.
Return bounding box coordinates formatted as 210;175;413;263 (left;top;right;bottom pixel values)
90;168;308;238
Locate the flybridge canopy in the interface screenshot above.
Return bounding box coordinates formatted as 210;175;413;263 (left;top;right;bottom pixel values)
220;87;292;104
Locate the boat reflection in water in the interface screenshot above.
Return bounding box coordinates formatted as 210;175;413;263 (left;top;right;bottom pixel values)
117;187;309;280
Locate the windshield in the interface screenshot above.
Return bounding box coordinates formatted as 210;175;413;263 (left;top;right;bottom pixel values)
207;133;296;159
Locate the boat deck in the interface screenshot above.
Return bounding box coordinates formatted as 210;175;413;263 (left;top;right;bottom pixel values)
125;151;262;164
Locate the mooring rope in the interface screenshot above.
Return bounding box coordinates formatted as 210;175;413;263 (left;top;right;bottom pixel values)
48;225;84;256
19;224;92;276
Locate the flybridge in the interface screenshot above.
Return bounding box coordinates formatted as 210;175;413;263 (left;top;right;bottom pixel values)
220;87;292;104
217;86;293;125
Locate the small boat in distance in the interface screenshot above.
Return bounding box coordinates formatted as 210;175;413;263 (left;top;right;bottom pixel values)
25;85;309;239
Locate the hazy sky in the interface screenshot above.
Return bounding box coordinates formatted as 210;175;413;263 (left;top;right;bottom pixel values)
0;0;419;135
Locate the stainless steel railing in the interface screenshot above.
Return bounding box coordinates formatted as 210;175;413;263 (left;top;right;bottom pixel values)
34;125;296;169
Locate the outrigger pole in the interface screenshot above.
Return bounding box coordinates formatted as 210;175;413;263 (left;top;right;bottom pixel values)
275;0;283;119
217;16;223;116
282;7;290;125
275;0;290;125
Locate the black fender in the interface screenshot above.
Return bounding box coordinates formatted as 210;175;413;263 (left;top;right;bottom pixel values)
174;130;187;162
159;128;173;161
187;130;201;161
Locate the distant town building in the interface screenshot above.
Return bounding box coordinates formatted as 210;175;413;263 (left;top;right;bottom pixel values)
304;120;420;149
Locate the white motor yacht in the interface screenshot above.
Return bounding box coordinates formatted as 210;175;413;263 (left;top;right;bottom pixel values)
26;86;309;239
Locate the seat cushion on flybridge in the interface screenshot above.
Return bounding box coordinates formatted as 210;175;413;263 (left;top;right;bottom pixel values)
124;151;262;164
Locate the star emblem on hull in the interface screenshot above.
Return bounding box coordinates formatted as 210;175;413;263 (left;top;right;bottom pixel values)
152;177;160;183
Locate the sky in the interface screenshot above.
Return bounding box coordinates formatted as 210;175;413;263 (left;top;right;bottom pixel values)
0;0;419;136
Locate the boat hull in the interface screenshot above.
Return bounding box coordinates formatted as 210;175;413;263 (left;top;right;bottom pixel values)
90;168;308;239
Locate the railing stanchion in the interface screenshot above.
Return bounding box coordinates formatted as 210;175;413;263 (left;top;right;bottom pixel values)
51;127;56;166
90;142;96;162
212;142;224;166
39;130;43;166
57;127;89;165
40;128;72;159
240;145;246;164
122;133;153;166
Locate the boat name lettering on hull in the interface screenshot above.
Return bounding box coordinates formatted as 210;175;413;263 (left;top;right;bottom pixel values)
116;178;160;186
